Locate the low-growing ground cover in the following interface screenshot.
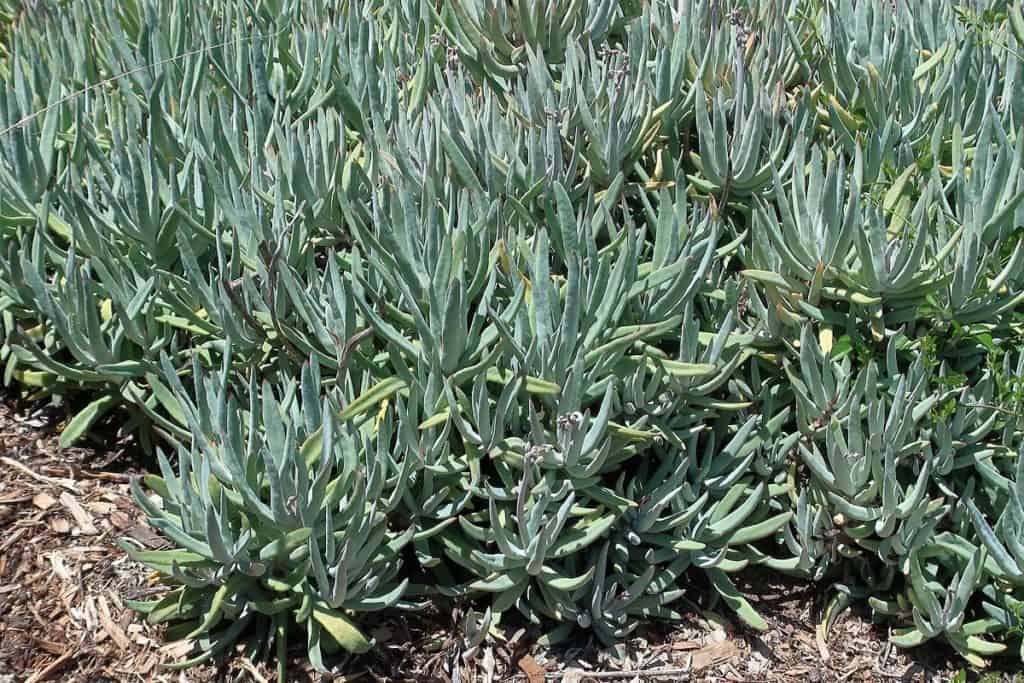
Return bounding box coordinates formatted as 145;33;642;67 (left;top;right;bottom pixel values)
3;0;1024;680
0;401;969;681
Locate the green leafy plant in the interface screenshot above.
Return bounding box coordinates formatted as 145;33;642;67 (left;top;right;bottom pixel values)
2;0;1024;679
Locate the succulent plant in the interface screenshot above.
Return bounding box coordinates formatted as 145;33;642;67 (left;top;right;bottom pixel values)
122;356;414;675
3;0;1024;678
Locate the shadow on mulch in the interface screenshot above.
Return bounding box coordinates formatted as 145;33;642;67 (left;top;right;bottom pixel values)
0;396;1005;683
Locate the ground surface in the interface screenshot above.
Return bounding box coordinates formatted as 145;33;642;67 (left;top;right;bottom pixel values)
0;397;989;682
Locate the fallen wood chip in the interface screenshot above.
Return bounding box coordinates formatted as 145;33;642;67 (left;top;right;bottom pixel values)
48;552;73;581
86;501;116;515
108;511;134;529
816;623;831;663
31;638;68;656
160;639;195;659
135;654;156;675
83;595;99;631
97;595;131;651
59;492;98;535
518;655;546;683
32;491;57;510
689;640;742;671
0;526;26;552
127;623;154;647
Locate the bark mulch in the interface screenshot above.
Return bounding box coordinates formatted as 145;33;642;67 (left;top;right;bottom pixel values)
0;398;982;682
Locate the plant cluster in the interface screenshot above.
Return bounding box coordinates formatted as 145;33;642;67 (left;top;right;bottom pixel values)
3;0;1024;677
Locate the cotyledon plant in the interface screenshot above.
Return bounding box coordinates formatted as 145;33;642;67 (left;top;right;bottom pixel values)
5;0;1024;676
791;329;942;564
689;74;802;198
963;445;1024;661
122;355;416;678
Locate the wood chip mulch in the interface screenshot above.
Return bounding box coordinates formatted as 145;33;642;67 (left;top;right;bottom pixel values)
0;398;980;682
0;399;182;682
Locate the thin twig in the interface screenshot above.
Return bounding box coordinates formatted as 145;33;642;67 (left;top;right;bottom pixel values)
0;455;79;492
78;471;131;482
334;327;376;409
220;275;270;342
24;648;78;683
264;201;308;362
340;328;374;369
